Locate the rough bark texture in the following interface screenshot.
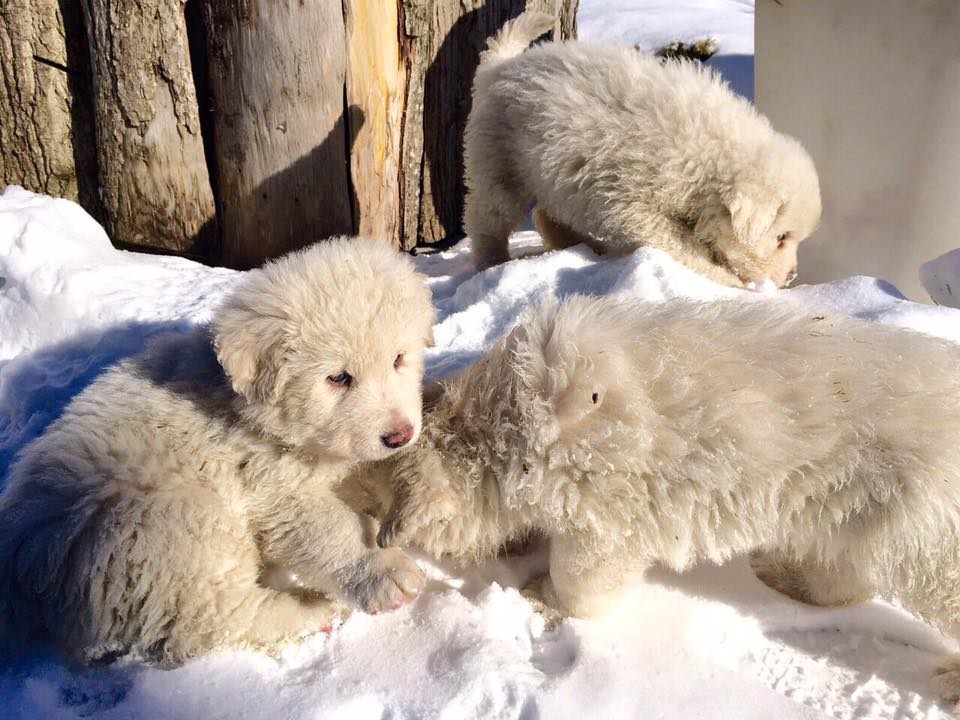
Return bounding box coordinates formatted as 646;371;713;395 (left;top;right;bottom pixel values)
2;0;577;265
80;0;216;255
0;0;99;214
398;0;578;249
201;0;354;269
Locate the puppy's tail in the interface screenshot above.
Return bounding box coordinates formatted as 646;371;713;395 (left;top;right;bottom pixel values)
480;11;555;67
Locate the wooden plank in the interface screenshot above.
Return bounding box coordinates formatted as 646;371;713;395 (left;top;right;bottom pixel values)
202;0;353;268
398;0;577;248
343;0;406;247
80;0;216;254
0;0;99;214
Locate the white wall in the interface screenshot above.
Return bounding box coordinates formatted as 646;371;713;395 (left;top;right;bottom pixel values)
755;0;960;302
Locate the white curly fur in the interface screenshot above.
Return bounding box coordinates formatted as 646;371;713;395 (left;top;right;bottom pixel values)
464;11;822;288
377;295;960;696
0;238;435;665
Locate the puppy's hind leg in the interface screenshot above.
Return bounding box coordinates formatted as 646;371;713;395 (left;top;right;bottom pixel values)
238;590;345;647
887;545;960;702
540;533;643;618
533;208;592;253
164;580;345;664
750;549;875;607
465;186;529;271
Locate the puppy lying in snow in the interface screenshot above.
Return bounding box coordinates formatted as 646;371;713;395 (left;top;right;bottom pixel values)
0;238;434;664
465;12;821;288
376;295;960;698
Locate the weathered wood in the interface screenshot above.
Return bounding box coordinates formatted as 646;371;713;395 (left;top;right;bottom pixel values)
201;0;354;269
0;0;99;214
2;0;578;266
398;0;578;249
343;0;407;246
80;0;216;254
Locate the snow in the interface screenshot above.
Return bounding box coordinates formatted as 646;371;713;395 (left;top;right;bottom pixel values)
4;183;960;719
578;0;755;100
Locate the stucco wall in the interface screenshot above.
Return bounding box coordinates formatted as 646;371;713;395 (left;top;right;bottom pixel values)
755;0;960;302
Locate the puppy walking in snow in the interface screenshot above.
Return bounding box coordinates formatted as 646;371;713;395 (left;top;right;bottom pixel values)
464;12;822;288
0;238;435;664
377;295;960;697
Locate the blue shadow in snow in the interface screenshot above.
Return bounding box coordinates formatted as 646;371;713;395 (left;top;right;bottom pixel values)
0;321;193;483
707;54;754;102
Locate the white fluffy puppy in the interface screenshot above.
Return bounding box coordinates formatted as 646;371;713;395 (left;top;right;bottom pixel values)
0;238;436;665
465;12;822;288
377;296;960;696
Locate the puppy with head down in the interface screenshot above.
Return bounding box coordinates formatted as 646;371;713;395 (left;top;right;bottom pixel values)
465;12;822;288
0;238;435;664
377;295;960;699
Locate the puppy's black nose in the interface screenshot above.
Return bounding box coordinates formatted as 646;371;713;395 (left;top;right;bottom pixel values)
381;423;414;449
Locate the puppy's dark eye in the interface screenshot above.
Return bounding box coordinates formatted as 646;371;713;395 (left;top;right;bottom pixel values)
776;232;790;248
394;353;404;369
327;372;352;387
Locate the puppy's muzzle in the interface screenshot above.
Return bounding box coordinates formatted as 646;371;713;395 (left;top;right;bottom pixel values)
381;423;414;449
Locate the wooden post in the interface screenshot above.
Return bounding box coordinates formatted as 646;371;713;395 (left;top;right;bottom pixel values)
200;0;355;269
0;0;99;214
80;0;216;255
343;0;407;247
2;0;577;266
202;0;577;263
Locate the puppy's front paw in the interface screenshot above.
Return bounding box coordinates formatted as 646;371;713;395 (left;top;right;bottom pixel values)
377;483;459;549
342;548;425;614
522;575;566;631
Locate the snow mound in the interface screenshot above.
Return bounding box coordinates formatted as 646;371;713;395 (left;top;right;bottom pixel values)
2;187;960;719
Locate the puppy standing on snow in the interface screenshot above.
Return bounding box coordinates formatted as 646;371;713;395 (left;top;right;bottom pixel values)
465;12;822;288
377;296;960;696
0;238;435;664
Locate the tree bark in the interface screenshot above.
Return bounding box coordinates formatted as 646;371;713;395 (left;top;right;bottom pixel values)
0;0;99;214
80;0;216;255
201;0;354;269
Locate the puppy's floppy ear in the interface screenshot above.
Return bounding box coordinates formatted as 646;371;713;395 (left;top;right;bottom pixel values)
214;295;290;403
722;178;783;249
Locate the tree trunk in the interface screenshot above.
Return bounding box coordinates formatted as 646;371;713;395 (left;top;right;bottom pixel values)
0;0;99;214
201;0;355;269
80;0;216;255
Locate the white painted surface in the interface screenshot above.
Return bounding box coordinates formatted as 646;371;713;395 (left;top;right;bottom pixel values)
755;0;960;302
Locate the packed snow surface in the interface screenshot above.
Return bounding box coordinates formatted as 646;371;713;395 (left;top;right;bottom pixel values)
3;185;960;719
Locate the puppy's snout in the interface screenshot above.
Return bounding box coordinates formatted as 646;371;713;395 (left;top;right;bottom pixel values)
783;268;798;287
381;423;414;449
